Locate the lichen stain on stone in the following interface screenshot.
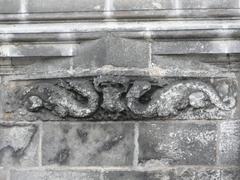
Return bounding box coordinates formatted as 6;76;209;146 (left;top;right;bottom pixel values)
76;129;89;143
52;148;70;165
0;124;37;163
97;135;124;153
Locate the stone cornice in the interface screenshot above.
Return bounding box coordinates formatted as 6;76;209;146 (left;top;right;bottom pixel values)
1;9;240;22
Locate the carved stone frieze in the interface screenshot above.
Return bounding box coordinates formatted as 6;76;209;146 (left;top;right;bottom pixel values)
4;76;237;121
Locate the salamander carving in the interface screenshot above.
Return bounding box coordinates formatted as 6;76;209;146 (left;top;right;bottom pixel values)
24;80;99;118
126;80;236;117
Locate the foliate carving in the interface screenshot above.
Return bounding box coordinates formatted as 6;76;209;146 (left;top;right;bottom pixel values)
5;76;237;121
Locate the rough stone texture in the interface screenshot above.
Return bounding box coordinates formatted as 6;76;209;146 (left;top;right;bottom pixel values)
219;121;240;166
10;170;100;180
42;122;134;166
104;168;230;180
0;44;75;57
0;123;39;167
138;122;217;166
152;40;240;55
4;77;237;121
222;169;240;180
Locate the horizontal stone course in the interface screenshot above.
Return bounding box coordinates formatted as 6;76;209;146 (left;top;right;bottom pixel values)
42;122;134;166
138;122;217;166
113;0;239;10
0;44;75;57
104;168;240;180
152;40;240;55
10;170;100;180
27;0;104;13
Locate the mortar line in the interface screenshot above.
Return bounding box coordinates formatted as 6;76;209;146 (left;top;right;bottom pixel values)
149;42;152;68
216;121;221;166
133;123;139;168
38;121;43;167
8;165;240;172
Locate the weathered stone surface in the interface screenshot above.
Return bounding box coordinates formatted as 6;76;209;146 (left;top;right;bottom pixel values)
0;123;39;167
74;35;149;69
4;77;237;121
152;55;229;75
153;40;240;55
42;122;134;166
127;79;236;119
113;0;239;10
15;57;71;76
10;170;100;180
104;168;221;180
0;0;21;13
0;76;3;119
0;44;75;57
138;122;217;166
222;169;240;180
27;0;104;12
219;121;240;165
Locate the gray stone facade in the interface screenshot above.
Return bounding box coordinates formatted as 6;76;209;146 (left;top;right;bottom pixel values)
0;0;240;179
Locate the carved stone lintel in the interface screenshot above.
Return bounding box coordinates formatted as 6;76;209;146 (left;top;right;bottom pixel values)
5;76;237;121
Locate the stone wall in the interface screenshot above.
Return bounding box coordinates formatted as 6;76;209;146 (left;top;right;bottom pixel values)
0;0;240;179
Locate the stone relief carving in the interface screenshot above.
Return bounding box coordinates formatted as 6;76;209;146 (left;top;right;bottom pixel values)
5;76;237;120
126;80;236;118
94;75;129;113
24;80;99;118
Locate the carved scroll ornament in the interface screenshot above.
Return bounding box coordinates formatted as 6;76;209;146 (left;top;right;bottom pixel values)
19;76;236;120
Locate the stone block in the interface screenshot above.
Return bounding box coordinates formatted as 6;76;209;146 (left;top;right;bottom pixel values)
74;35;149;70
10;170;100;180
138;122;217;166
0;44;75;57
0;123;39;167
0;0;21;13
14;57;72;76
152;55;229;75
152;40;240;55
113;0;238;10
42;122;134;166
218;121;240;165
27;0;104;13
